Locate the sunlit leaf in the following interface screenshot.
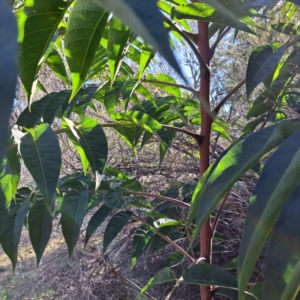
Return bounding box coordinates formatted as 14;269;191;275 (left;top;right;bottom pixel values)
65;0;109;101
108;17;130;82
17;0;72;103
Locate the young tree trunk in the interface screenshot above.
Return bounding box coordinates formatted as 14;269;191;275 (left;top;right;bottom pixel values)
198;20;213;300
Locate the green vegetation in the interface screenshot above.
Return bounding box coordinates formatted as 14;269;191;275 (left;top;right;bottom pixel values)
1;0;300;299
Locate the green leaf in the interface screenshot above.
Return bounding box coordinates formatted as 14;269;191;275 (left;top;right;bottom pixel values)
64;117;108;190
85;204;112;246
17;94;52;128
46;48;70;86
189;119;300;241
153;218;182;229
17;0;72;102
183;264;237;288
0;157;12;238
20;124;61;213
43;90;71;124
141;267;176;293
262;184;300;299
28;193;54;266
96;0;183;78
238;130;300;299
121;179;143;192
161;251;185;269
103;210;132;253
6;146;20;199
61;190;88;258
247;100;274;119
65;0;109;101
172;2;254;33
103;187;123;208
271;23;299;35
147;74;181;98
108;17;130;82
139;44;154;80
0;196;31;271
0;0;17;161
246;45;286;98
131;225;154;268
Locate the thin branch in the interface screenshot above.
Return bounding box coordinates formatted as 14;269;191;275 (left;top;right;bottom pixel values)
164;277;183;300
124;191;190;208
112;270;157;300
134;214;195;263
285;36;300;48
210;27;231;57
162;124;204;146
210;191;230;232
163;16;209;74
145;79;197;94
212;79;246;116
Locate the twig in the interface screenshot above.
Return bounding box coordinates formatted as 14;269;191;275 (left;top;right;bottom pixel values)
112;270;157;300
145;79;197;94
210;191;230;232
163;16;209;74
164;276;183;300
213;79;246;116
210;27;231;57
123;191;190;208
162;124;203;146
134;214;195;263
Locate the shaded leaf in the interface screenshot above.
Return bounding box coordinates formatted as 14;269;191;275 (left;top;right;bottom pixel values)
238;130;300;299
0;0;17;161
103;210;132;253
0;196;31;271
95;0;183;78
141;267;176;293
20;124;61;213
121;179;143;192
46;48;70;86
28;193;54;266
61;190;88;258
131;225;154;268
104;187;123;208
85;204;112;246
246;45;286;98
64;117;108;190
183;264;237;288
259;183;300;299
189;119;300;241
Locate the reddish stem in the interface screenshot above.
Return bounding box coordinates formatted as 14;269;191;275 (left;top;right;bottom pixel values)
198;20;213;300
